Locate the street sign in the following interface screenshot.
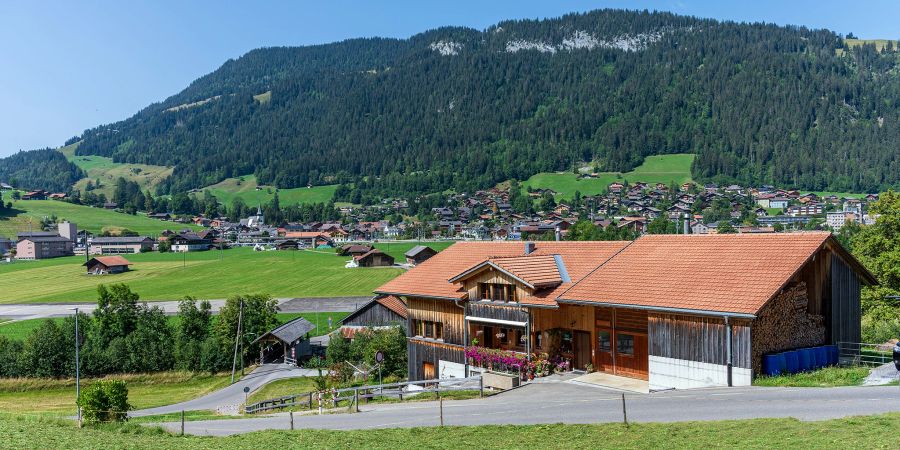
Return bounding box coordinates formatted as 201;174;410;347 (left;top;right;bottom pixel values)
375;351;384;363
243;386;250;393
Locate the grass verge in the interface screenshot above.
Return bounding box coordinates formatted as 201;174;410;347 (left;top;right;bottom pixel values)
753;366;871;387
3;411;900;449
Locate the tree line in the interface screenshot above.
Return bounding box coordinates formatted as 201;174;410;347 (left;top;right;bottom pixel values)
0;284;278;378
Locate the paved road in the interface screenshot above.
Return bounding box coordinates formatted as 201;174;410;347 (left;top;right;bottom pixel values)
0;296;368;321
156;382;900;436
131;364;317;417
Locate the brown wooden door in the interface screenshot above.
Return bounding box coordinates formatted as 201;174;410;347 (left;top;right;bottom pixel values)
595;328;614;373
423;362;435;380
574;331;592;370
613;332;648;380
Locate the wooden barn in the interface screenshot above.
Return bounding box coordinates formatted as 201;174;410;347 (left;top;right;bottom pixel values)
340;295;408;339
404;245;437;266
252;317;316;365
374;234;874;388
83;256;132;275
355;249;395;267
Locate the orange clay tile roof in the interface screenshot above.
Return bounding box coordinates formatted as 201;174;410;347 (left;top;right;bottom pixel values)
85;255;132;267
449;255;562;289
375;295;408;319
559;232;834;315
375;241;630;301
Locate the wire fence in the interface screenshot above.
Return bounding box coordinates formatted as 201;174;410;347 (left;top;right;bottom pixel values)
245;375;483;414
837;342;896;367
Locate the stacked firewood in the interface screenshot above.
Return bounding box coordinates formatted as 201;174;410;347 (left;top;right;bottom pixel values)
751;282;826;373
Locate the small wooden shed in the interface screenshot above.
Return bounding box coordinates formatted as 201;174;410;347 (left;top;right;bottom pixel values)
404;245;437;266
83;256;132;275
355;249;395;267
252;317;316;365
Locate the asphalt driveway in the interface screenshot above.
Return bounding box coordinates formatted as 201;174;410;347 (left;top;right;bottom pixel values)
155;381;900;436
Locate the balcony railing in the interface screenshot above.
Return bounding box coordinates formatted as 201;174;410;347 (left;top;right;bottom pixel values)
466;302;529;324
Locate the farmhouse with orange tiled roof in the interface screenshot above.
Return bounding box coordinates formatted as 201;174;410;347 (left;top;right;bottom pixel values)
375;233;875;389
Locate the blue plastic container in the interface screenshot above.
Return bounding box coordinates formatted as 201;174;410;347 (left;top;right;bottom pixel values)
783;350;800;373
763;353;785;376
798;348;813;371
814;346;828;368
827;345;839;366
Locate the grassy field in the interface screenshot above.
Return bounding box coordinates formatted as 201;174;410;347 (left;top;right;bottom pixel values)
0;371;235;416
200;175;338;207
522;154;695;199
0;191;199;239
811;191;869;199
753;366;872;387
844;38;899;52
2;412;900;449
246;377;317;404
0;242;444;303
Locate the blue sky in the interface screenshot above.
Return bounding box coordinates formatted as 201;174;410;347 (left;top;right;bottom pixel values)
1;0;898;157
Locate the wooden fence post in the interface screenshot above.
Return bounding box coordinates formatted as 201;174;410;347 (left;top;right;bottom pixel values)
308;392;313;409
354;389;360;413
290;410;294;431
180;410;185;436
479;376;484;398
621;394;628;426
439;390;444;427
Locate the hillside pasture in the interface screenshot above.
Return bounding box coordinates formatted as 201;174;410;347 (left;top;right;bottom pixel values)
200;175;338;207
59;142;174;199
0;192;198;239
522;154;695;199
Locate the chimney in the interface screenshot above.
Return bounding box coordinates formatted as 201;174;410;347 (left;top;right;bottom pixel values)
555;226;561;242
524;241;536;255
683;214;690;235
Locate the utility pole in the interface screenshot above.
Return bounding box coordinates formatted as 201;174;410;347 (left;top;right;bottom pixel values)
231;299;244;383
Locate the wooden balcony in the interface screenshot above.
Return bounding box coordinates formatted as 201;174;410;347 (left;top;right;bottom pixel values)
466;301;529;325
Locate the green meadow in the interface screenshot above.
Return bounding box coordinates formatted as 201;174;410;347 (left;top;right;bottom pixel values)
522;154;695;199
199;175;338;207
0;191;200;239
0;242;447;303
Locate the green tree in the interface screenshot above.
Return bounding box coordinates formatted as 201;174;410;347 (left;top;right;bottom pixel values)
717;221;737;234
214;294;279;368
175;297;212;370
647;216;676;234
19;320;71;378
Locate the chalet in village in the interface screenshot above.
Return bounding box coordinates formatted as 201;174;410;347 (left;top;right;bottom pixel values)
374;233;874;389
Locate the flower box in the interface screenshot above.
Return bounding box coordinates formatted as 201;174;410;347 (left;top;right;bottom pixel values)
483;371;520;390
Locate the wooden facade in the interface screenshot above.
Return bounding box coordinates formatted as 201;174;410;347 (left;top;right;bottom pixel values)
406;297;465;345
649;314;752;369
407;338;465;381
343;300;407;332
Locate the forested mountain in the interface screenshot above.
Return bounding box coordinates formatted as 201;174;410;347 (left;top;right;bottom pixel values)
10;9;900;195
0;149;83;192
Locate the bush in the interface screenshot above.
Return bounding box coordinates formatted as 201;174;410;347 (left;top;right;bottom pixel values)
78;380;131;423
0;337;23;378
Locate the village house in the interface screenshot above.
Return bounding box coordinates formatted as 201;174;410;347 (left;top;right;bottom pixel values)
83;255;132;274
169;232;212;252
16;235;74;259
21;190;48;200
375;233;872;389
89;236;154;254
283;231;334;248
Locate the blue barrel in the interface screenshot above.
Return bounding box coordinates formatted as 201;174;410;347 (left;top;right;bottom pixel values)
798;348;813;371
827;345;839;366
763;353;785;376
783;350;800;373
814;346;828;368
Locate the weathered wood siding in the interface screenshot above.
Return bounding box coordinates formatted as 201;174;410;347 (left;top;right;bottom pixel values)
648;313;751;369
829;254;862;345
407;339;465;381
406;297;465;345
466;302;529;323
343;302;407;332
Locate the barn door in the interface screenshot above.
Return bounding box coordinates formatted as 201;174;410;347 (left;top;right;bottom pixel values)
595;328;615;373
423;362;436;380
574;331;592;370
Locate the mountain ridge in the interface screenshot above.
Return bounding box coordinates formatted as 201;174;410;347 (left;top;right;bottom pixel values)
3;9;899;196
